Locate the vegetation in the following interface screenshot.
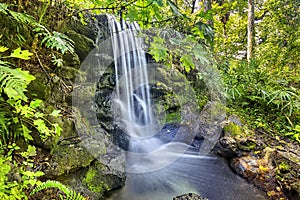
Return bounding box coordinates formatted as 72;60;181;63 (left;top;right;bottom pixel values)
31;180;87;200
0;0;298;199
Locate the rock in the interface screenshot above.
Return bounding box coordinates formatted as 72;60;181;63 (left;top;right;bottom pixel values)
230;154;259;179
63;52;80;69
47;137;103;176
218;136;238;158
27;73;51;100
65;30;95;62
230;152;289;200
59;66;81;81
228;114;243;126
223;122;243;137
173;193;208;200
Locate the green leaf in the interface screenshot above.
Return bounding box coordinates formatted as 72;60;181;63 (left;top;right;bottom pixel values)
167;0;183;17
22;124;33;141
34;112;44;118
50;109;61;117
53;123;62;136
27;145;37;157
9;48;33;60
0;46;8;53
33;119;47;134
180;54;195;72
34;171;45;177
0;65;35;101
30;99;43;109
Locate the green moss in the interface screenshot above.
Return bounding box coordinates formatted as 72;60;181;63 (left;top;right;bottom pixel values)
223;122;243;137
166;112;181;124
278;161;291;173
84;168;110;193
238;139;257;151
51;144;95;176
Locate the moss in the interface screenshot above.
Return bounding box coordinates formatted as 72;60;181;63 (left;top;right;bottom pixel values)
223;122;243;137
166;112;181;124
238;139;257;151
27;73;51;100
278;161;291;173
83;168;110;194
50;144;96;176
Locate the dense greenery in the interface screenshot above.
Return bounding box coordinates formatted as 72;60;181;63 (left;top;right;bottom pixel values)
0;0;299;199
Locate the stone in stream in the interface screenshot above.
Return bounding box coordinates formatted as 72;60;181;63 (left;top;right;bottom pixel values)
173;193;208;200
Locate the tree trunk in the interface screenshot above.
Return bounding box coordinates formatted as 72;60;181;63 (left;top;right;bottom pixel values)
247;0;255;62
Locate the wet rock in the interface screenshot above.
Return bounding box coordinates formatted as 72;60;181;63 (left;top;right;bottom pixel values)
218;136;238;158
65;30;95;62
173;193;208;200
230;151;288;200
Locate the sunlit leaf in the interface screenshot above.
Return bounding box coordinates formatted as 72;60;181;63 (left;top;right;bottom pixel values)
9;48;33;60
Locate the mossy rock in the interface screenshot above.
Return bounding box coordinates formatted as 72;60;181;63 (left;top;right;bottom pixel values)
49;137;106;176
63;52;80;69
83;161;125;196
27;73;51;100
59;66;81;81
65;30;95;62
223;122;243;137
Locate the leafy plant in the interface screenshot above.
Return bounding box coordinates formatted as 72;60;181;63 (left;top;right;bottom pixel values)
0;145;44;200
31;180;87;200
34;24;74;55
0;46;61;147
0;3;37;48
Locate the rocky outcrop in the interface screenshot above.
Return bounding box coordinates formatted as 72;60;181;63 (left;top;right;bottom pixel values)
216;115;300;200
26;14;126;199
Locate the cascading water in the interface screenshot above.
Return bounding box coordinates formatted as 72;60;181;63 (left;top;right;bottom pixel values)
62;13;270;199
102;16;268;200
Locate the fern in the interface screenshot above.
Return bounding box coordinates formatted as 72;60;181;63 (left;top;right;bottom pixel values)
0;61;35;101
31;180;87;200
41;31;75;54
0;3;36;24
0;3;36;47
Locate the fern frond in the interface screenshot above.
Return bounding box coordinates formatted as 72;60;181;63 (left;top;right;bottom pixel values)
41;31;75;54
31;180;69;196
30;180;87;200
0;61;35;101
0;3;36;25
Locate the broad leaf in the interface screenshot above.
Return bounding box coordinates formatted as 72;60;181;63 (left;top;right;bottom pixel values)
9;48;33;60
0;46;8;53
180;54;195;72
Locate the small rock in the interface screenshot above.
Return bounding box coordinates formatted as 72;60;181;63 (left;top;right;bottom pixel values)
173;193;208;200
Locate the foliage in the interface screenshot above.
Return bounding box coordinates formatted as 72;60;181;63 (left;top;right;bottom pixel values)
223;60;299;142
0;3;37;48
0;145;44;200
256;0;300;71
31;180;87;200
34;25;75;55
0;46;61;147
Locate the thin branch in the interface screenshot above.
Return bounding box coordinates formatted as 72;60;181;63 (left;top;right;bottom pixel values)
35;52;51;80
77;0;138;13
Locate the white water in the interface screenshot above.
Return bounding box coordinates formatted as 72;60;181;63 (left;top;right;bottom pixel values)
108;16;152;130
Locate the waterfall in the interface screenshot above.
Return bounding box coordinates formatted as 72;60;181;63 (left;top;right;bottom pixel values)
107;16;152;136
103;16;268;200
